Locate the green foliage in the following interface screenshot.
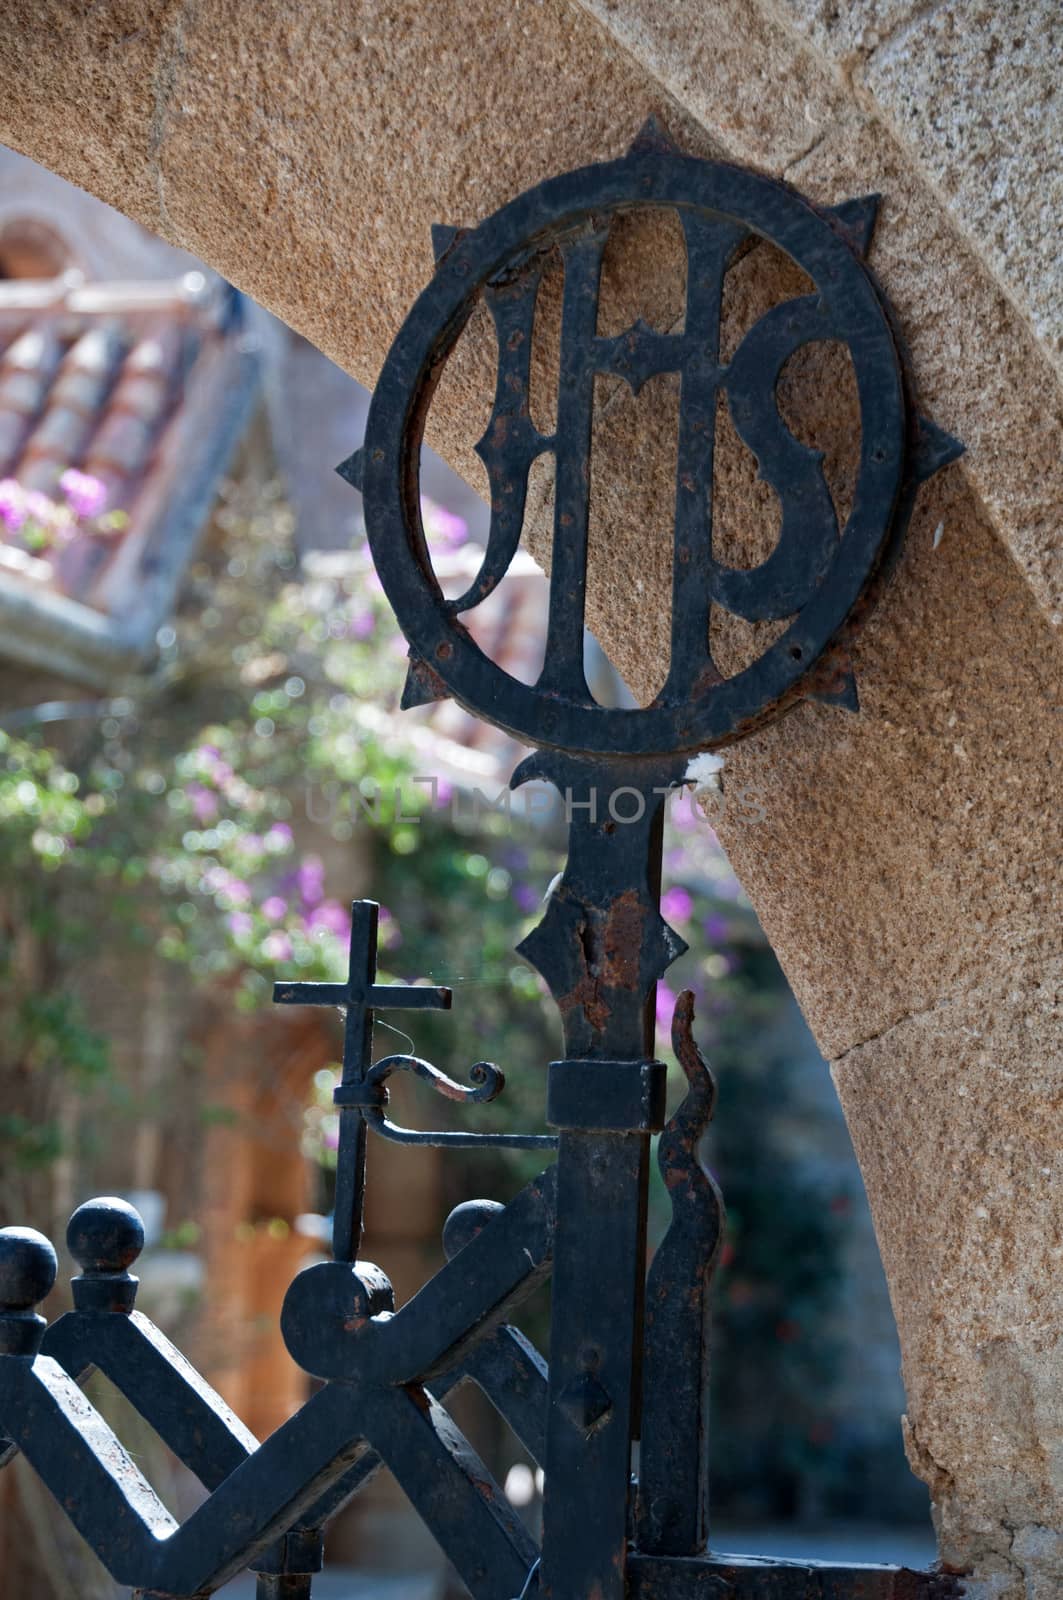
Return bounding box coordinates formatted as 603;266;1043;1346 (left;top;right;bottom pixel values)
0;479;856;1519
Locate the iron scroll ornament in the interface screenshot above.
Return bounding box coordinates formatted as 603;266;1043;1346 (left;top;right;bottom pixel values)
341;119;963;757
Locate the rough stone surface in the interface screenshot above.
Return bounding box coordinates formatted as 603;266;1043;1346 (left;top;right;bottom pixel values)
574;0;846;168
580;0;1063;620
0;3;1060;1593
710;466;1063;1056
863;0;1063;366
786;111;1063;621
834;947;1063;1597
769;0;923;60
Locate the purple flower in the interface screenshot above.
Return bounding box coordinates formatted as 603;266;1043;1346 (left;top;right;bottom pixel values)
661;886;693;924
265;822;293;851
225;878;252;907
262;895;287;921
60;468;107;519
513;883;538;914
655;984;677;1031
703;913;728;943
187;783;219;823
306;900;350;937
296;855;325;909
422;498;468;550
670;791;700;831
195;744;234;784
227;911;253;937
263;931;293;963
348;609;375;639
0;479;25;531
25;491;57;525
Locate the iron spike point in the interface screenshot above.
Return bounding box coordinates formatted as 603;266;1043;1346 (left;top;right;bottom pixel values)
431;223;461;264
823;194;881;258
911;414;966;483
400;655;450;710
627;114;681;159
805;654;860;713
335;447;366;491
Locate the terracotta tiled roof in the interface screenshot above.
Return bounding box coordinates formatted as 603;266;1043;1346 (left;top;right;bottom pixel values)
0;271;258;684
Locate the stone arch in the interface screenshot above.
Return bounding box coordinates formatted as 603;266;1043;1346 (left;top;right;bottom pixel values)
1;6;1059;1594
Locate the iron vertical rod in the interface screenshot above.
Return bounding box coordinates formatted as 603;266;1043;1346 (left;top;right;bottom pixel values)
537;777;670;1600
331;900;377;1262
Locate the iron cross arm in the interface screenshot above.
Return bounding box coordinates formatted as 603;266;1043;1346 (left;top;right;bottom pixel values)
271;900;450;1263
272;979;452;1012
271;896;451;1096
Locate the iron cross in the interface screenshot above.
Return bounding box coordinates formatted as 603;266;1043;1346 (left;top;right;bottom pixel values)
273;899;451;1261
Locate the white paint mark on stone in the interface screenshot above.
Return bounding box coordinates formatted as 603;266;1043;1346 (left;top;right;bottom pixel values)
684;751;726;789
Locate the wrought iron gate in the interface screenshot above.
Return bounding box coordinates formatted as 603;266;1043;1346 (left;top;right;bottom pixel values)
0;121;965;1599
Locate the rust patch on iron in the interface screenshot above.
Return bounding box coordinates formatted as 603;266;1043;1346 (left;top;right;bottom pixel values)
554;891;648;1034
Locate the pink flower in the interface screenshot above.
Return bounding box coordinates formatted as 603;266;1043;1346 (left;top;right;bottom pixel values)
0;479;25;531
227;911;253;937
655;984;677;1030
661;886;693;924
348;610;375;639
265;822;293;851
423;498;468;550
670;791;700;831
59;468;107;519
306;900;350;937
262;895;287;921
25;490;69;531
263;931;293;963
376;904;402;950
187;783;219;823
194;744;234;784
296;855;325;909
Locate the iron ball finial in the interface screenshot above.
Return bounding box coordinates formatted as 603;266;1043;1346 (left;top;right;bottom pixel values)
442;1199;505;1261
0;1226;58;1312
67;1197;145;1277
